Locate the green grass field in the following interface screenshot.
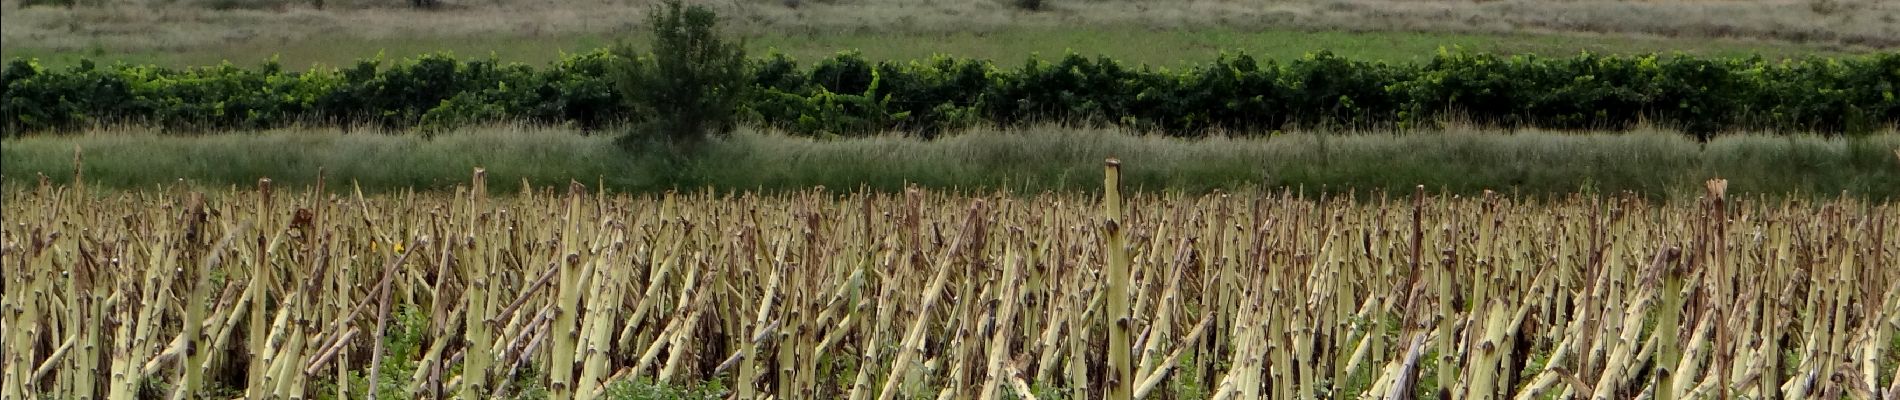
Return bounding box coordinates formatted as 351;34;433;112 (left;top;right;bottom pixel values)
1;26;1857;69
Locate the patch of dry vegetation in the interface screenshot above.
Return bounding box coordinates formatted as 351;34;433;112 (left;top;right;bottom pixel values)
3;171;1897;398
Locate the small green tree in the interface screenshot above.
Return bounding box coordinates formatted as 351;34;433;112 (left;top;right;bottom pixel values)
611;0;749;154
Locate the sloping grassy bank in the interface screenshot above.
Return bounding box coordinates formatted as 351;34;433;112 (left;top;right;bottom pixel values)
4;125;1897;199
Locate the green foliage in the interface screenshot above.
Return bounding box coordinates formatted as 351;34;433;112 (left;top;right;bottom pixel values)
507;364;551;400
0;51;630;135
600;378;725;400
421;92;507;133
196;0;285;11
773;54;913;137
1519;350;1552;389
610;0;749;152
302;305;428;400
1002;382;1066;400
358;305;430;396
1884;331;1899;390
17;0;76;8
6;50;1900;138
1170;353;1207;399
751;52;985;138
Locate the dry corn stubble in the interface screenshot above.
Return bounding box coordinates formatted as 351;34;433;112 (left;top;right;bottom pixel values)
1;165;1897;399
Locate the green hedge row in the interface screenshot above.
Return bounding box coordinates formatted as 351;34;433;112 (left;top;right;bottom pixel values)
4;50;1898;138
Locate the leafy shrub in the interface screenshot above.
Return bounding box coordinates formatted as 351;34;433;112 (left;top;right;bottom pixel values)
420;92;506;133
5;50;1899;139
18;0;76;7
195;0;286;11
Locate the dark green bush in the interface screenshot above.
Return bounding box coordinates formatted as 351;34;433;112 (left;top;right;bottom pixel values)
19;0;77;7
610;0;749;152
5;50;1899;139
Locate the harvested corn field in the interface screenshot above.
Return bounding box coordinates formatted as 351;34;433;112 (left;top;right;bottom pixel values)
3;166;1898;400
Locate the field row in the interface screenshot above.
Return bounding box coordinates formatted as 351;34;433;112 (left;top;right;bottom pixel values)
6;51;1900;137
2;168;1898;399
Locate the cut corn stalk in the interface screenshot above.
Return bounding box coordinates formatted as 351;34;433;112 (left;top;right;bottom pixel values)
0;166;1893;400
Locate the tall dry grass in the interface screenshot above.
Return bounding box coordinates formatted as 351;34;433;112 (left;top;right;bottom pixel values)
6;125;1896;199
